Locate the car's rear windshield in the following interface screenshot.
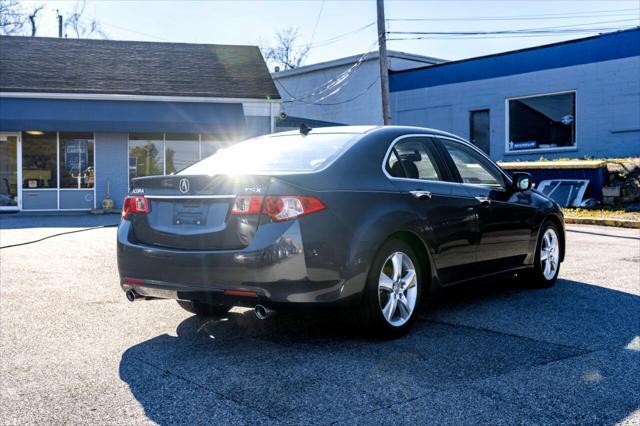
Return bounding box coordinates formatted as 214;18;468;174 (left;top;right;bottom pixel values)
180;132;362;175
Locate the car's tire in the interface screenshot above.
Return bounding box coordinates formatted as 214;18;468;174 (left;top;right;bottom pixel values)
358;239;423;339
176;300;232;316
522;220;562;288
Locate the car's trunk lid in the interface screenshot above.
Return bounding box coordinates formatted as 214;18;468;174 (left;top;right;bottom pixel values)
129;174;270;250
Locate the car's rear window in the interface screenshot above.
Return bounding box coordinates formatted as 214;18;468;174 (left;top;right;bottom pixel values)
180;133;362;175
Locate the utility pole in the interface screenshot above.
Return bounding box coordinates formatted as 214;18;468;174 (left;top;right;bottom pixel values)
376;0;391;125
57;11;63;38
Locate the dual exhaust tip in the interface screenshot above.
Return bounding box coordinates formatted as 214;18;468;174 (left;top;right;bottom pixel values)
126;289;140;302
126;290;275;320
254;304;275;320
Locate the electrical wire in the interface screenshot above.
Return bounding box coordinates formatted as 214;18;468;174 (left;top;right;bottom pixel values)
387;8;640;22
100;22;171;42
279;76;379;106
277;40;378;104
288;0;326;107
0;223;119;250
388;27;637;41
292;22;376;50
387;25;638;41
387;18;640;36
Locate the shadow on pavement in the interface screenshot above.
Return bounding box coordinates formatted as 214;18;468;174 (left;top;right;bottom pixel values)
119;278;640;424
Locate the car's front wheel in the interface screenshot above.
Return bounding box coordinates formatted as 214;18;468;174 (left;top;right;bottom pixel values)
522;221;562;288
176;300;232;316
359;239;422;338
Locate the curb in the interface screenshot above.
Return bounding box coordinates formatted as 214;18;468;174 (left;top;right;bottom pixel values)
564;216;640;229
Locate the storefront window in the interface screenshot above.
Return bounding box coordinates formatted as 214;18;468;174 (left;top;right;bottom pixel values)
22;131;58;189
508;92;576;151
201;134;225;158
59;132;94;189
128;133;239;185
129;133;164;182
165;133;199;174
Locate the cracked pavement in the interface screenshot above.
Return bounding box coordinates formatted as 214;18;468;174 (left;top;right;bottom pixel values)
1;215;639;424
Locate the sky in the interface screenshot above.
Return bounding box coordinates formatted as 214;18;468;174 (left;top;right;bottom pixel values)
17;0;640;67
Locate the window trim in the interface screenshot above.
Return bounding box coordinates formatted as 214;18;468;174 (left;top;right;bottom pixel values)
434;137;509;190
383;135;446;182
382;134;512;188
504;90;577;155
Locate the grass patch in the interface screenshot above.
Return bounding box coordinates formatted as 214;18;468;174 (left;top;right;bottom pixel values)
562;208;640;221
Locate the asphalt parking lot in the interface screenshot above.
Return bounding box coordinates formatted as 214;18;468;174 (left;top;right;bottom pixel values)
1;214;638;425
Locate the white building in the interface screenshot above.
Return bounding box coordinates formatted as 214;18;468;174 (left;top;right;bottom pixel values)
272;51;443;128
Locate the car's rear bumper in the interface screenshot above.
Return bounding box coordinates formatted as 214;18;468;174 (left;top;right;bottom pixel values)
117;219;351;308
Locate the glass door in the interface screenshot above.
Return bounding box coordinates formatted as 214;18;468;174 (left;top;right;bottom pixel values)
0;132;21;211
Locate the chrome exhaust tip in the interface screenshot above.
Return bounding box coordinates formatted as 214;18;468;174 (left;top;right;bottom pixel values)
126;289;139;302
254;304;275;320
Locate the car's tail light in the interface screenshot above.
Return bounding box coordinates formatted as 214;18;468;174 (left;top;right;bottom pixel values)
122;195;151;219
231;196;264;215
230;195;326;222
263;196;326;222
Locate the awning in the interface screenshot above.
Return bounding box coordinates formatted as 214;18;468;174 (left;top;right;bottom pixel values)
0;97;247;134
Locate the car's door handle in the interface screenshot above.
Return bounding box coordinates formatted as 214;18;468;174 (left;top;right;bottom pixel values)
409;190;432;200
475;196;491;206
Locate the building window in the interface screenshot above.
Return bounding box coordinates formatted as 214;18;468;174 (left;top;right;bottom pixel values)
201;133;226;159
22;131;58;189
59;132;94;189
128;133;228;184
508;92;576;152
129;133;164;181
165;133;199;174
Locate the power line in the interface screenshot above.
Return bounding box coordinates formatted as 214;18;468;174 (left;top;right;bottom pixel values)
291;22;376;50
280;77;379;106
387;18;640;36
290;0;326;102
100;21;171;42
387;8;640;22
387;28;637;41
277;40;378;104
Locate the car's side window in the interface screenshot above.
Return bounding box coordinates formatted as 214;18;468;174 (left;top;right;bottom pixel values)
438;139;505;187
386;138;442;181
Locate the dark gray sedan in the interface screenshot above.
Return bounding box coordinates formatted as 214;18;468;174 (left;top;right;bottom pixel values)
117;126;564;337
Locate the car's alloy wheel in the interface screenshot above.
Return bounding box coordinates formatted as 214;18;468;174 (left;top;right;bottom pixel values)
378;252;418;327
540;228;560;281
359;238;422;338
521;220;562;288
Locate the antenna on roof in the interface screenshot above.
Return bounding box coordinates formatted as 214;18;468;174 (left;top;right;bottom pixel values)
300;123;312;136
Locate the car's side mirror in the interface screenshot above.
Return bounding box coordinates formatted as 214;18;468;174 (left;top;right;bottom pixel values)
512;172;533;191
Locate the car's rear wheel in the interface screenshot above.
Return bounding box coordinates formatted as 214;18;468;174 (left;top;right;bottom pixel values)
522;221;562;288
359;239;422;338
176;300;232;316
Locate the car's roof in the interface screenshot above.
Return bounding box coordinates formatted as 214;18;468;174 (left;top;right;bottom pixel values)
271;125;465;141
272;125;380;136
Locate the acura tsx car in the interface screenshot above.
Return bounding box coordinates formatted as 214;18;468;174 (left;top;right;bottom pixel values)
117;125;564;337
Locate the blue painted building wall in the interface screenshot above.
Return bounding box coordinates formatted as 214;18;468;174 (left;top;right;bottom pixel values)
95;133;129;209
0;97;278;211
390;29;640;160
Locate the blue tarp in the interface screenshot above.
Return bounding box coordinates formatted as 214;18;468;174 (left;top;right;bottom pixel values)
0;97;246;134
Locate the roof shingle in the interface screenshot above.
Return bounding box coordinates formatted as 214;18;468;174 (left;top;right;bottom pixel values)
0;36;280;100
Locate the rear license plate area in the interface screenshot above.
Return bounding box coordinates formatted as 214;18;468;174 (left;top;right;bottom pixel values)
173;202;209;226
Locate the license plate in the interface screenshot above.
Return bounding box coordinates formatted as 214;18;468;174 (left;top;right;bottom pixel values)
173;202;207;226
